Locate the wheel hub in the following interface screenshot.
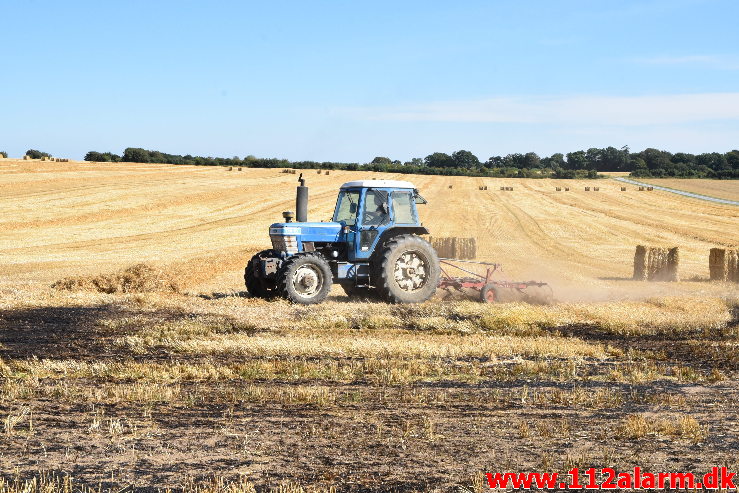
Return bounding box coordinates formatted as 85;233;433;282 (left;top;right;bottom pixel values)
293;265;322;296
394;251;428;292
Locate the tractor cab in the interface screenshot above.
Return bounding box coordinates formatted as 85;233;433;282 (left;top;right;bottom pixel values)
333;180;426;261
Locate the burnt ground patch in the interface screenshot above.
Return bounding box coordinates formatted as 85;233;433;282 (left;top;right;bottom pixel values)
1;297;738;491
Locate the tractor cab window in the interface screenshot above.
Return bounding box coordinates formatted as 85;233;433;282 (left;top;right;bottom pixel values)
391;191;416;224
362;189;389;226
333;190;360;225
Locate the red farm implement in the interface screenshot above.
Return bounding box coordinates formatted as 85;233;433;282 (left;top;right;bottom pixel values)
438;258;553;304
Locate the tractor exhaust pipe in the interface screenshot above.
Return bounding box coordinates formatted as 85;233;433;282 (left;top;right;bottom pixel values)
296;173;308;222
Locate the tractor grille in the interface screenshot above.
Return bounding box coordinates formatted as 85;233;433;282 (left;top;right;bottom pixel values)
271;235;298;254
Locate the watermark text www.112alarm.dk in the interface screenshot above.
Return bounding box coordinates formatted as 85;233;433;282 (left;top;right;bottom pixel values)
485;467;737;490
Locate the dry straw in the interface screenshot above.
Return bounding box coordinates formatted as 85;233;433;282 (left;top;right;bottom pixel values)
667;247;680;282
428;237;476;259
730;250;739;282
633;245;647;280
633;245;679;282
52;263;180;294
710;248;739;282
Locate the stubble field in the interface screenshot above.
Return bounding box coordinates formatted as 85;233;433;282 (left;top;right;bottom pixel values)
0;159;738;491
639;178;739;202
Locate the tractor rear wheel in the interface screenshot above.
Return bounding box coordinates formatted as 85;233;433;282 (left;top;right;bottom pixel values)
277;253;333;304
244;249;278;299
376;234;439;303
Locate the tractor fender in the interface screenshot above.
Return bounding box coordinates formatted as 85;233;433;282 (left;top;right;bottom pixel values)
371;226;430;260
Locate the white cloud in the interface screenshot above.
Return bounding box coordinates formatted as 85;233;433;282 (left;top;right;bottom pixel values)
339;93;739;126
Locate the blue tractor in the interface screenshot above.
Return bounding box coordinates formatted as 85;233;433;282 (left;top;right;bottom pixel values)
244;175;440;304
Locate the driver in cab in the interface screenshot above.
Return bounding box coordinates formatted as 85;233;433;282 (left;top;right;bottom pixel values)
363;191;388;226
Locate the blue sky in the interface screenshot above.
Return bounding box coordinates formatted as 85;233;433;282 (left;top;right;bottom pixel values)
1;0;738;162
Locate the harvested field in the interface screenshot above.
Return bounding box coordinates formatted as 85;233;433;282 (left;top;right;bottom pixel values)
1;160;738;297
640;178;739;202
0;290;738;491
1;159;738;490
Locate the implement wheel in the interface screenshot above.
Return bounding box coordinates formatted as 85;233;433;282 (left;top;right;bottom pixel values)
479;283;500;303
277;253;333;304
376;234;439;303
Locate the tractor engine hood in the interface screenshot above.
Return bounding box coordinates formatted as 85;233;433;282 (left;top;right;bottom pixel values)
269;222;343;254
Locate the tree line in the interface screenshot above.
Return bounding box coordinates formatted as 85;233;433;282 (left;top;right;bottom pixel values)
83;146;739;179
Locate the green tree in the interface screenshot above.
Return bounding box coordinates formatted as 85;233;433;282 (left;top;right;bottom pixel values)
566;151;588;170
424;152;454;168
371;156;392;165
542;153;565;168
630;157;649;177
84;151;121;162
726;150;739;170
0;151;7;158
504;153;526;168
404;157;424;167
84;151;107;161
640;148;672;171
451;150;480;169
122;147;150;163
601;146;630;171
25;149;51;159
523;152;541;169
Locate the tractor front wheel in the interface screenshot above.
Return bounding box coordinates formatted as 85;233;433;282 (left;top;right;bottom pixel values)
376;235;439;303
277;253;333;304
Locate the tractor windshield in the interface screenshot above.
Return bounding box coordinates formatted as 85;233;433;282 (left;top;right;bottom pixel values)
391;190;416;224
333;190;360;225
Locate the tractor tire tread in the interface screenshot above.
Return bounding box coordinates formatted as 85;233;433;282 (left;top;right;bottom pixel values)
244;249;278;299
376;234;439;304
277;252;333;304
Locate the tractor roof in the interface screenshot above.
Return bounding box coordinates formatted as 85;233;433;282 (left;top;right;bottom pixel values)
340;179;415;189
